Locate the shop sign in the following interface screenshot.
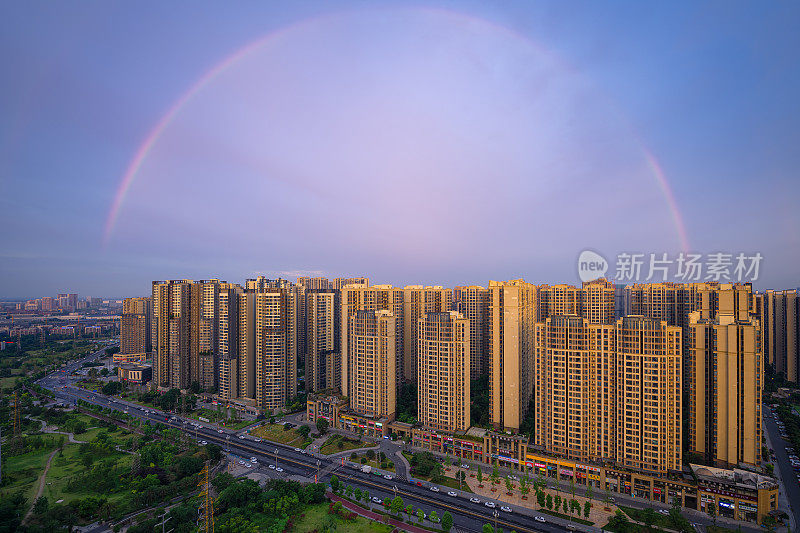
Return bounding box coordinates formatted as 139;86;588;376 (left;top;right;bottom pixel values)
560;469;574;476
739;503;758;512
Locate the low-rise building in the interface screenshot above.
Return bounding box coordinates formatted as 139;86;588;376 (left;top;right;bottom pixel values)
118;363;152;385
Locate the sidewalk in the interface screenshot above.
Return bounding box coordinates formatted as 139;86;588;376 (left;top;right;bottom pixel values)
328;493;432;533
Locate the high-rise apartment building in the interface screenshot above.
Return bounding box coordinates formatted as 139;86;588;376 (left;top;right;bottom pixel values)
534;315;681;474
347;309;396;419
121;297;151;357
453;285;490;379
254;288;297;411
688;311;762;468
340;284;404;396
217;284;242;401
306;290;337;392
152;280;193;389
402;286;453;381
615;316;682;473
297;277;331;290
332;277;369;290
536;279;615;325
488;279;538;431
763;289;799;381
417;311;470;432
237;289;256;399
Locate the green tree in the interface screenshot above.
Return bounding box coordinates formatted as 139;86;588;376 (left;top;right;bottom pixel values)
483;524;494;533
546;494;553;510
491;460;500;485
33;496;49;516
442;511;454;532
429;510;438;524
366;449;376;460
585;484;593;503
390;496;404;515
316;417;329;434
297;425;311;438
405;504;413;518
562;499;568;514
641;507;658;531
554;494;561;513
330;474;340;493
583;500;592;519
505;477;513;494
476;467;484;487
354;488;362;501
536;490;546;508
417;509;424;523
608;510;631;531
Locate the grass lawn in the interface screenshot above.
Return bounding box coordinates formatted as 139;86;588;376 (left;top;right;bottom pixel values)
619;505;674;530
437;475;474;493
539;507;594;526
349;453;396;472
319;434;374;455
42;443;132;505
250;423;308;446
291;502;394;533
0;435;61;503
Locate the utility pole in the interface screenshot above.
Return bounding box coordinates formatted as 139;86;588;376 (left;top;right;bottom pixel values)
197;460;214;533
493;509;498;533
275;448;279;470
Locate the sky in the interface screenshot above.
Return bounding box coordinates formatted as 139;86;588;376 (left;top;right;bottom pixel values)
1;1;798;298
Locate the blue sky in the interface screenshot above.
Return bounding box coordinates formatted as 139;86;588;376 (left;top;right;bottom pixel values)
1;1;798;298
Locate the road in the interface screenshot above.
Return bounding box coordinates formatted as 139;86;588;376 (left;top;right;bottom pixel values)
37;350;581;533
763;404;800;530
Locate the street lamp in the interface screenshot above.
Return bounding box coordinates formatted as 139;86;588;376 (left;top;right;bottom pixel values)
275;448;279;470
493;509;498;533
316;460;320;483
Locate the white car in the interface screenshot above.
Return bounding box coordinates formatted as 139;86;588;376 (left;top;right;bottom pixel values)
200;440;208;445
372;497;382;504
485;502;496;508
658;509;669;515
269;464;275;469
447;491;458;497
534;516;547;523
238;435;246;439
275;467;284;472
238;460;245;465
218;429;223;434
460;464;469;469
254;438;262;442
245;463;252;468
430;486;440;492
294;448;301;452
250;457;258;462
469;497;481;504
384;475;393;480
500;506;512;513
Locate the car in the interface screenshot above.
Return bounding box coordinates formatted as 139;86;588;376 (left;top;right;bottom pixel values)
534;516;547;523
254;438;262;442
485;501;496;508
238;435;246;439
447;491;458;497
268;464;275;469
294;448;301;452
300;449;306;454
250;457;258;462
238;460;245;465
430;486;440;492
384;475;393;480
461;464;469;469
200;440;208;445
275;467;284;472
218;429;223;434
500;506;512;513
372;497;382;504
658;509;669;515
245;463;252;468
566;525;578;531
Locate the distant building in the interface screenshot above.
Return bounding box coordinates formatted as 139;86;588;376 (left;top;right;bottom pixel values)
118;363;152;385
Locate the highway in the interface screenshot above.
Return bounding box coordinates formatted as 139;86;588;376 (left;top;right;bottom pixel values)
36;349;583;533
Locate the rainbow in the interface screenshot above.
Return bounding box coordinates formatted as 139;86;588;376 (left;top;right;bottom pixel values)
103;8;689;252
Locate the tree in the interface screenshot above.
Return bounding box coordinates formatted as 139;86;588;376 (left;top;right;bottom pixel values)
297;425;311;438
707;503;717;527
417;509;424;523
442;511;454;532
33;496;49;516
562;499;568;514
429;510;438;524
313;417;328;434
583;500;592;519
491;461;500;485
405;504;413;518
366;449;376;460
483;524;494;533
390;496;404;515
608;510;631;531
546;494;553;510
554;494;562;514
363;490;370;503
505;477;513;494
476;468;484;487
536;490;545;508
330;474;340;493
354;488;362;501
641;507;658;531
585;484;593;503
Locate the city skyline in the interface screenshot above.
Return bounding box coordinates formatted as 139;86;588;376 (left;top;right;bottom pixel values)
2;1;800;298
